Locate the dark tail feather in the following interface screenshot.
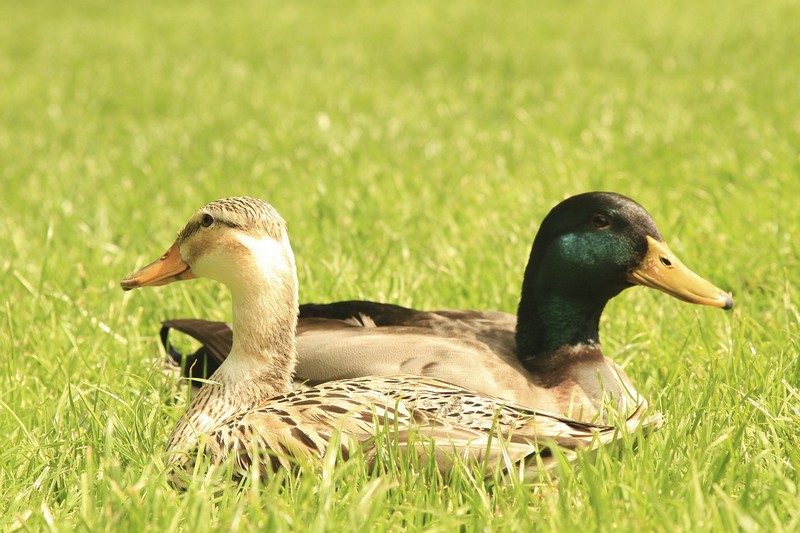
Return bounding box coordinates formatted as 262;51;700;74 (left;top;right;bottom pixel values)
160;319;233;380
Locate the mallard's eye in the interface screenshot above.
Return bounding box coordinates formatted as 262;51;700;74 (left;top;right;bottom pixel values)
201;213;215;228
592;215;610;230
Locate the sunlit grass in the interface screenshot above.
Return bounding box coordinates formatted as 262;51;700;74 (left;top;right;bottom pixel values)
2;0;799;530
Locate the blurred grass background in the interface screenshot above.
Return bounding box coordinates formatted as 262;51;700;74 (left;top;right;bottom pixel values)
1;0;799;530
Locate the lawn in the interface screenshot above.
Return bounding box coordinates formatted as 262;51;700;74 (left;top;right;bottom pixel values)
1;0;799;530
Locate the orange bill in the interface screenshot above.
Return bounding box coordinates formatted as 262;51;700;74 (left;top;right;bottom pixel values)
627;236;733;309
120;240;196;291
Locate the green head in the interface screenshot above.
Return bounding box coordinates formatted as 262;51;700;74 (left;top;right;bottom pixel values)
516;192;732;364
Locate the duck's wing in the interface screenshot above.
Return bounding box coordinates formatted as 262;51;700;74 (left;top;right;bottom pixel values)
193;376;626;477
160;300;520;383
299;301;517;333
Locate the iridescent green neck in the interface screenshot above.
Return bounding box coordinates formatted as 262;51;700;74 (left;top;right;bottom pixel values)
514;240;626;369
515;290;606;368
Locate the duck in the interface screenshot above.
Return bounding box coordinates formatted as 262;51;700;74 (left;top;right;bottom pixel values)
159;192;733;424
121;196;642;480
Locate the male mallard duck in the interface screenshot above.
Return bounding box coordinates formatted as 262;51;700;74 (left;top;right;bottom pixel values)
122;197;638;479
160;192;732;424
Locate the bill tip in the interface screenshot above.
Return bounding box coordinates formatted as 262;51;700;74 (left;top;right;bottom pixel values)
722;293;734;310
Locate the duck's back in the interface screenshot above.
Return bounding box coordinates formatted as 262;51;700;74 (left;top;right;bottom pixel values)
295;302;523;389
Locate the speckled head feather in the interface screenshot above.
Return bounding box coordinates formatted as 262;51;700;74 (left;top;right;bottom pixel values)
178;196;286;244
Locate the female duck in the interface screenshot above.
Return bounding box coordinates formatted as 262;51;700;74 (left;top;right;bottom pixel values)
122;197;634;478
161;192;732;423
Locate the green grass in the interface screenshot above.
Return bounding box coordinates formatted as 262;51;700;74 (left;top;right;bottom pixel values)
2;0;799;530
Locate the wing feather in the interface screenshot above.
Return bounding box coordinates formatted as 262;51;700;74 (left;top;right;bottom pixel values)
170;375;646;480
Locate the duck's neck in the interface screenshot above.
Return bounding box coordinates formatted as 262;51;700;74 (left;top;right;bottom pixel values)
220;276;298;398
515;282;607;370
167;248;298;454
217;235;299;399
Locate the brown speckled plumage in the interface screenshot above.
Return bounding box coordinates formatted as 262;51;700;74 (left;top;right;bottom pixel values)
167;375;648;481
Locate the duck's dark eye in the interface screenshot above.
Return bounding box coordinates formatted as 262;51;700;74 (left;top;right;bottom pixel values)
591;215;611;230
201;213;214;228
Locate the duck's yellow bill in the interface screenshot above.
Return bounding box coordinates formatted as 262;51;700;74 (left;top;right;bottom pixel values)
120;240;196;291
627;236;733;309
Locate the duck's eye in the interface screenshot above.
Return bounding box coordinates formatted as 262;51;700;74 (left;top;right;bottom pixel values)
592;215;611;230
201;213;215;228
